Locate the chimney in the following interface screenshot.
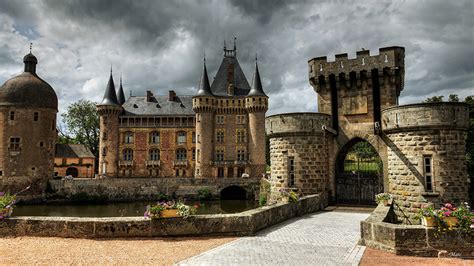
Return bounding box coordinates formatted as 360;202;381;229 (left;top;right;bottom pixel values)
169;90;176;101
146;91;154;102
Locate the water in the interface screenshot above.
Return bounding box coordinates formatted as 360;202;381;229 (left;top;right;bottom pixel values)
12;200;258;217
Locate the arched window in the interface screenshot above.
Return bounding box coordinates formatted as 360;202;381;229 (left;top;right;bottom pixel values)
177;131;186;144
123;149;133;161
150;131;160;144
124;131;134;144
176;148;187;161
149;149;160;161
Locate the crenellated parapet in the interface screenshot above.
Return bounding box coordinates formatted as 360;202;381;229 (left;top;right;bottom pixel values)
245;96;268;113
266;112;331;137
308;46;405;94
192;96;217;113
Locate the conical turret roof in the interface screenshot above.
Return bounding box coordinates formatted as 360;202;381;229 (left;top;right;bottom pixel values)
117;77;126;105
196;60;213;96
99;71;119;105
248;61;267;97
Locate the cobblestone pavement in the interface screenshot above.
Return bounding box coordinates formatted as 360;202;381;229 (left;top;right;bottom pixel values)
178;210;370;266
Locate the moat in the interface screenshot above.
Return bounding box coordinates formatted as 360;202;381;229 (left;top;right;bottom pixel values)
12;200;258;217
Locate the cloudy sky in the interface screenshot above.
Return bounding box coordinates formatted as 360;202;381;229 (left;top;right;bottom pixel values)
0;0;473;116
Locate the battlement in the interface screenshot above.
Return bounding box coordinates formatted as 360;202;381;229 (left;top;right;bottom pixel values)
309;46;404;75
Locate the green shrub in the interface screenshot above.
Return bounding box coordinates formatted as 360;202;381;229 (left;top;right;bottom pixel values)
259;193;267;206
197;188;212;201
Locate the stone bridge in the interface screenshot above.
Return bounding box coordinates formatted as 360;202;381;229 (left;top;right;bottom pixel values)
46;177;261;202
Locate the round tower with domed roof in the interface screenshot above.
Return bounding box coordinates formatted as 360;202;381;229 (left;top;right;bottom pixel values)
0;48;58;197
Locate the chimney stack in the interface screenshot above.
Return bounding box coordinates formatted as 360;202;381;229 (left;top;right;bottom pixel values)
169;90;176;101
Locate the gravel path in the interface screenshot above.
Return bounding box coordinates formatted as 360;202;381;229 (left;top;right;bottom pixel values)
0;236;235;265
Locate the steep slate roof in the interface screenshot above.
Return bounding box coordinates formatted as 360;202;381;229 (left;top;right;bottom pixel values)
117;78;126;105
196;61;213;96
248;61;267;97
210;56;251;96
121;94;194;116
99;72;119;105
55;144;95;158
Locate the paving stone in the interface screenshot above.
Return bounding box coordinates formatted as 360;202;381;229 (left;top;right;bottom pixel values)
178;211;370;266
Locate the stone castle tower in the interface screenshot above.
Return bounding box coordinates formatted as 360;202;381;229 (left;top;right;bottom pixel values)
267;46;469;215
193;43;268;178
97;71;123;177
0;50;58;197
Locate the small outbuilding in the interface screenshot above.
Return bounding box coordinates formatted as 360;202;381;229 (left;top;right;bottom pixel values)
54;144;95;178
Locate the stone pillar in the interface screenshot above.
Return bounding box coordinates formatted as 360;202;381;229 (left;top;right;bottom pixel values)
97;105;122;178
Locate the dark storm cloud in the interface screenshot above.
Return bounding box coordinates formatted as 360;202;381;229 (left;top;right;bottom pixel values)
0;0;472;116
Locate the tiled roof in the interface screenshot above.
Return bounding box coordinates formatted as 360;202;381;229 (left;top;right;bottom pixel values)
55;144;95;158
121;94;194;116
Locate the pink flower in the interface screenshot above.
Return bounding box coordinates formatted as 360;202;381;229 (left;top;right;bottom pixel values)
444;211;451;217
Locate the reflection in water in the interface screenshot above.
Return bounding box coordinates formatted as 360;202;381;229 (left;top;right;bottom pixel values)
13;200;258;217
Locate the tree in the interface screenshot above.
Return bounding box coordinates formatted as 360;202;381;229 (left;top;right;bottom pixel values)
61;99;100;162
448;94;460;102
424;96;444;103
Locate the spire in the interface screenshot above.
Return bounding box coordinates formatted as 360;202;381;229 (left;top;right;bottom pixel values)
248;56;267;97
117;75;126;105
196;57;213;96
100;69;120;105
23;43;37;74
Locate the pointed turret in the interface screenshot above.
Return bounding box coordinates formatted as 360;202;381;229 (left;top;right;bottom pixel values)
196;59;213;96
100;69;119;106
117;76;126;105
248;59;267;97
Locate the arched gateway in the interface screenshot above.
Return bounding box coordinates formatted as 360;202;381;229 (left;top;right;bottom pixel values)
335;138;383;205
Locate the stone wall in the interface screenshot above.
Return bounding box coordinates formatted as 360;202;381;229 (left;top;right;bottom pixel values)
361;203;474;258
0;194;321;238
0;106;57;197
266;113;331;204
46;177;261;202
381;103;470;215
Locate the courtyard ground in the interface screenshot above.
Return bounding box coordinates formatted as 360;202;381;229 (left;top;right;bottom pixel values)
1;209;472;265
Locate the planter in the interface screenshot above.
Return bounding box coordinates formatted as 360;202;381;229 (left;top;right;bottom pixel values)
442;216;459;227
421;216;438;227
381;199;391;206
0;207;13;218
160;209;180;218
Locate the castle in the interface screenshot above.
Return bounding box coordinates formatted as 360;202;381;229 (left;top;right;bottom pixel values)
267;46;470;215
97;43;268;179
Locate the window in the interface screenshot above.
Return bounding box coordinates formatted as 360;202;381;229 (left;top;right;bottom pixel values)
149;149;160;161
216;130;225;143
288;156;295;187
216;115;225;124
237;149;246;161
176;148;187;161
102;132;107;140
423;156;433;192
9;137;20;150
124;132;134;144
236;115;246;124
215;148;224;161
150;131;160;144
217;168;225;178
9;111;15;121
33;112;39;121
39;141;44;147
177;131;186;144
237;167;245;177
123;149;133;161
192;149;196;161
237;129;246;143
192;132;196;143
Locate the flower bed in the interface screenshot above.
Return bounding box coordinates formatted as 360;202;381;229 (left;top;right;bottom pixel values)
144;201;197;219
0;192;16;219
417;203;474;232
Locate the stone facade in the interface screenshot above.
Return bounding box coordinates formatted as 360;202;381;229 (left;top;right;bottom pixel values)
54;144;95;178
382;103;470;214
266;113;331;204
0;52;58;198
267;46;470;215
